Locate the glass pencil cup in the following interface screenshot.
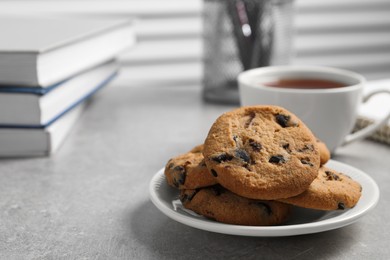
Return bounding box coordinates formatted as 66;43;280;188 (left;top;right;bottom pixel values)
202;0;295;104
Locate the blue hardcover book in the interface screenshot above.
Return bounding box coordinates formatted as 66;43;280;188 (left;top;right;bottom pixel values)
0;61;118;127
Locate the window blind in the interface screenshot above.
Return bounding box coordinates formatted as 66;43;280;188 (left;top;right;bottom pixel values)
0;0;389;86
294;0;390;80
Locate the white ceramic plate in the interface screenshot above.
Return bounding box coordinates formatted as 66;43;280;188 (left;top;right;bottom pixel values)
149;160;379;237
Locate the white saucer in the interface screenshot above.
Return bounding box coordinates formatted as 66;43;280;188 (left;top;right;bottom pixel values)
149;160;379;237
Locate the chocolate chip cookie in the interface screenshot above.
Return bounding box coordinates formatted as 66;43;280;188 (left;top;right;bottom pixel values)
180;185;292;226
165;145;217;189
317;139;331;165
278;166;362;210
203;106;320;200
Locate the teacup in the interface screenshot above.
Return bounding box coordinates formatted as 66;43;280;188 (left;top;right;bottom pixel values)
238;66;390;152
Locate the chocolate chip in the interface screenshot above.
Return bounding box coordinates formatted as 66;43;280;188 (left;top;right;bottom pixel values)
282;143;291;153
184;160;191;166
212;153;233;163
211;169;218;177
275;114;290;127
173;165;186;185
298;144;314;152
325;171;340;181
301;159;314;167
177;172;186;185
249;139;262;152
338;202;345;210
173;165;185;173
269;155;286;164
173;179;179;188
256;202;272;215
235;149;251;163
275;114;298;127
168;162;175;169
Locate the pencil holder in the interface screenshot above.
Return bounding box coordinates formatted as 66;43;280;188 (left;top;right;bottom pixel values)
202;0;294;104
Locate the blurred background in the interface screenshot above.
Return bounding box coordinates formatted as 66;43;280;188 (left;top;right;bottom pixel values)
1;0;389;88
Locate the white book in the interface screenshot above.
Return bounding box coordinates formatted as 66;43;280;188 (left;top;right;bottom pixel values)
0;102;85;157
0;61;118;126
0;16;135;87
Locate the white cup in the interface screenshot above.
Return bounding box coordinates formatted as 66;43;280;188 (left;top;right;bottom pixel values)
238;66;390;152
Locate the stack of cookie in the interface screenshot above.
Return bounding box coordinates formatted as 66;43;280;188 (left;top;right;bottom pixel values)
164;106;362;226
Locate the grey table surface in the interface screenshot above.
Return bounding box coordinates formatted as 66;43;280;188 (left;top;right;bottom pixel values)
1;84;389;260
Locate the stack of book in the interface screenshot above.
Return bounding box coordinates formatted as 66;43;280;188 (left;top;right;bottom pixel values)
0;16;135;156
